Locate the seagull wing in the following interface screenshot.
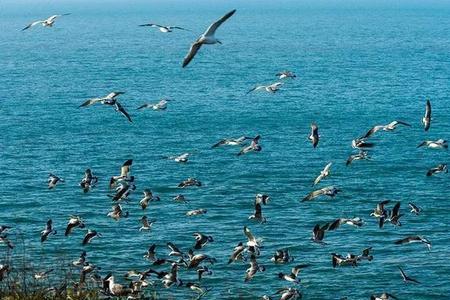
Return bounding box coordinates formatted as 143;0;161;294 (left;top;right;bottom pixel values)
425;99;431;118
22;20;44;31
114;101;132;122
182;41;202;68
301;188;325;202
79;98;103;107
203;9;236;37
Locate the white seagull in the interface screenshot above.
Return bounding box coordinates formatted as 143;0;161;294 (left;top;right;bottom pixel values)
137;99;170;111
247;82;283;94
22;14;70;31
182;9;236;68
139;23;189;33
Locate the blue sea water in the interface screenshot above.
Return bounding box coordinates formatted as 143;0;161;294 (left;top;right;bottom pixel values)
0;0;450;299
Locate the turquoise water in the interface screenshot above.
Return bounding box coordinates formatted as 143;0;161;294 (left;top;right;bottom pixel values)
1;1;450;299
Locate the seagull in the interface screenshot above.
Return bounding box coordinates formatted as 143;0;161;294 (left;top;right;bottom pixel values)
244;226;261;248
331;253;358;268
351;138;375;149
41;219;57;243
79;92;132;122
362;121;411;139
346;151;370;166
276;71;296;79
108;178;136;202
193;232;213;249
187;249;216;269
370;200;390;228
162;263;183;288
82;230;101;245
408;202;422;215
358;247;374;261
137;99;170;111
312;162;332;186
248;194;269;223
278;264;310;284
139;216;155;231
422;99;431;131
385;202;403;227
48;173;64;189
228;242;245;264
79;169;98;193
186;209;207;216
34;269;54;280
301;186;340;202
237;135;261;156
271;249;294;264
426;163;448;176
167;242;184;257
308;123;319;148
244;254;265;282
311;223;329;244
109;159;133;188
163;153;189;163
328;217;364;230
104;273;132;296
65;216;85;236
107;204;129;221
182;9;236;68
22;14;70;31
178;178;202;188
247;82;283;94
417;139;448;149
72;251;87;267
394;235;431;251
370;292;399;300
139;189;160;209
398;266;420;284
212;136;253;148
139;23;189;33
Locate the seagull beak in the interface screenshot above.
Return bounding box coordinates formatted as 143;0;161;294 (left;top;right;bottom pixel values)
217;40;222;45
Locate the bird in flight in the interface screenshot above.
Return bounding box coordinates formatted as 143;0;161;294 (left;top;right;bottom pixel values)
182;9;236;68
22;14;71;31
139;23;189;33
79;92;132;122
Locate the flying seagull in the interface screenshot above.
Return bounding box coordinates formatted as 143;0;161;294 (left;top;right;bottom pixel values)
247;82;283;94
301;186;340;202
212;136;253;148
426;163;448;176
182;9;236;68
79;92;132;122
139;23;189;33
312;162;332;186
137;99;170;111
394;235;431;251
422;99;431;131
362;121;411;139
308;123;319;148
276;71;296;79
22;14;70;31
398;266;420;284
417;139;448;149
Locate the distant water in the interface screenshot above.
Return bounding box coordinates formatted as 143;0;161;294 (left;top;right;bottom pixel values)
1;1;450;299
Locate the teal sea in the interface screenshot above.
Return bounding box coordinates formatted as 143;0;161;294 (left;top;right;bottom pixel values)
0;0;449;299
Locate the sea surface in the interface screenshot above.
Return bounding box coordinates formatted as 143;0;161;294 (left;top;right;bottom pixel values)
0;1;449;299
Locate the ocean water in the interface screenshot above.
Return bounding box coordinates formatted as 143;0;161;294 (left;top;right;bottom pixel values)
1;1;450;299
